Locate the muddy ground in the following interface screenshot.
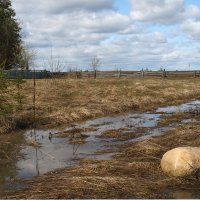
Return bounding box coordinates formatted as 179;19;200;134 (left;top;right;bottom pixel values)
1;112;200;199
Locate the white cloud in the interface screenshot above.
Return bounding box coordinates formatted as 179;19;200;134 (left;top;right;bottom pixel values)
13;0;115;14
185;5;200;19
131;0;184;24
154;32;168;43
130;0;200;24
80;12;131;33
181;19;200;40
162;50;181;61
11;0;200;70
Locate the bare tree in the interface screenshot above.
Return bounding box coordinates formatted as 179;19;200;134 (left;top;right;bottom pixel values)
45;52;67;86
48;57;65;73
89;56;101;79
48;48;65;73
20;44;36;70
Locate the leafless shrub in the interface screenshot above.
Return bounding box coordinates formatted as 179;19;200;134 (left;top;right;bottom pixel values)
89;56;101;79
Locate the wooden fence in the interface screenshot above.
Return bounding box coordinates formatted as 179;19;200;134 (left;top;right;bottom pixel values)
53;70;200;79
5;70;200;79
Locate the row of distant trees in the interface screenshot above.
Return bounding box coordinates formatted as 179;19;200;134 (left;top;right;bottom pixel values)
0;0;33;70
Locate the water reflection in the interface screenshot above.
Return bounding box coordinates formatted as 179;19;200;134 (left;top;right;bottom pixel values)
156;100;200;113
0;100;200;190
15;128;113;181
0;133;25;189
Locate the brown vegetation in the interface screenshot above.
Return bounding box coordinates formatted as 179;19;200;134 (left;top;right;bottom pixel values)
1;114;200;199
1;77;200;198
158;112;191;127
2;77;200;134
99;128;146;141
55;128;95;144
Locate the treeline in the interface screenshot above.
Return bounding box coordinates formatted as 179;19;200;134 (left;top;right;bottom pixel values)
0;0;21;69
0;0;32;70
0;0;28;132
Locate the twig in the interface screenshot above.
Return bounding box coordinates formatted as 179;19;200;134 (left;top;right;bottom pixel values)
2;150;10;160
38;149;55;160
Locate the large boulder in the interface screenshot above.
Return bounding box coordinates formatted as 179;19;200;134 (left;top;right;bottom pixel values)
161;147;200;177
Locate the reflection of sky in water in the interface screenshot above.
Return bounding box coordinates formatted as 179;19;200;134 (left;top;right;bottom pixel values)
156;100;200;114
68;113;162;137
1;100;200;189
16;130;112;179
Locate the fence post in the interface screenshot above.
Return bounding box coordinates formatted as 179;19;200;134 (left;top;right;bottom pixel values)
94;70;97;79
141;70;144;78
162;69;167;78
194;71;197;78
118;69;121;78
80;70;82;79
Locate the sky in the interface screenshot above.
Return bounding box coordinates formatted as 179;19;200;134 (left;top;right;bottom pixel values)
12;0;200;71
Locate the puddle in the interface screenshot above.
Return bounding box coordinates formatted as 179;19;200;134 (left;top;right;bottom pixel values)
0;129;113;190
21;129;114;178
156;100;200;114
0;100;200;190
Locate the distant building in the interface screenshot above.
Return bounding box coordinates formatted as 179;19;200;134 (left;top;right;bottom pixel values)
5;69;51;79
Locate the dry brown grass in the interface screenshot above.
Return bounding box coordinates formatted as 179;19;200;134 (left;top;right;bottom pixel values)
2;115;200;199
26;139;40;148
99;128;146;141
158;112;191;127
2;77;200;134
2;77;200;197
55;128;95;144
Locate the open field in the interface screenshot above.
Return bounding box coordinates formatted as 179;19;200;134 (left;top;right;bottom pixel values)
2;0;200;198
1;113;200;199
2;77;200;134
1;77;200;198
